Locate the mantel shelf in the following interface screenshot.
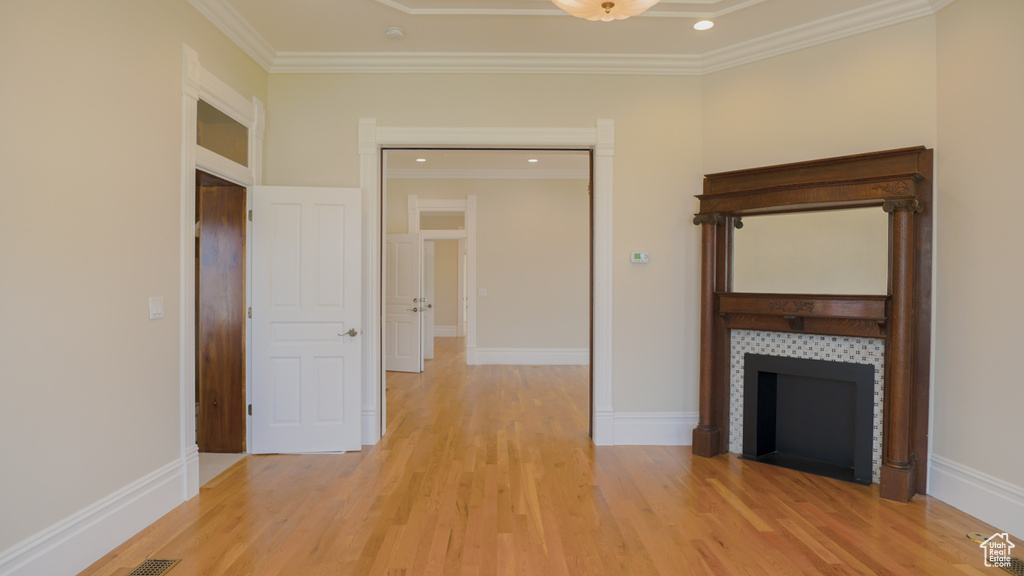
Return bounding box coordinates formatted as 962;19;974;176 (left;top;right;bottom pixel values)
717;293;888;338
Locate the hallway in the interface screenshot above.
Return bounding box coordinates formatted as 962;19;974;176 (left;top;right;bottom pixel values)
80;338;995;575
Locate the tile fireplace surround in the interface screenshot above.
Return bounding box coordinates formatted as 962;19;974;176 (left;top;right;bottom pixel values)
729;330;885;482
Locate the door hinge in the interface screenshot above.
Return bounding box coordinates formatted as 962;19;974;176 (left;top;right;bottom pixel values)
248;210;252;222
248;404;252;416
247;307;252;319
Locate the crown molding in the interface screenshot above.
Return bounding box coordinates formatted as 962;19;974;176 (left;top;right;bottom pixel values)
701;0;940;73
187;0;276;71
371;0;767;19
387;168;590;180
193;0;949;76
271;52;702;75
928;0;958;11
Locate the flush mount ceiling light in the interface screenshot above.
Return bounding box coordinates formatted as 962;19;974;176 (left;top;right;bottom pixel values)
693;20;714;30
551;0;661;22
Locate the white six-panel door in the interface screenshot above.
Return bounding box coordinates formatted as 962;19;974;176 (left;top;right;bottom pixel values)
251;187;362;453
385;233;422;373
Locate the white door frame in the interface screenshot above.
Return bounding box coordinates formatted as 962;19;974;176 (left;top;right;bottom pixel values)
180;45;264;499
406;195;477;358
358;118;615;445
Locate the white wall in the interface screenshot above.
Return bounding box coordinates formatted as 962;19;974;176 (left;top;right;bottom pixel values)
931;0;1024;538
385;178;589;350
0;0;267;566
266;73;704;413
431;240;460;329
702;16;938;173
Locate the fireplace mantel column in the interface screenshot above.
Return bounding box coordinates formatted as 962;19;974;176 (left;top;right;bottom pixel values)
880;198;922;502
692;212;724;457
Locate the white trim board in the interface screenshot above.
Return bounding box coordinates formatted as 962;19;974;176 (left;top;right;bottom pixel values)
928;455;1024;539
180;45;264;500
434;325;458;337
466;347;589;366
610;412;699;446
360;118;614;446
0;460;182;576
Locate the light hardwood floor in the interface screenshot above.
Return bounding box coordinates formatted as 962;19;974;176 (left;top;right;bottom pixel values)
80;338;1005;575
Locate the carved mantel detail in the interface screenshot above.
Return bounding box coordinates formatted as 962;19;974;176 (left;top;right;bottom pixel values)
768;300;814;314
883;197;923;214
693;212;725;226
873;181;912;196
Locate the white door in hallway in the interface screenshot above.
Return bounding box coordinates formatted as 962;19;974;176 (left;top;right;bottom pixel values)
385;233;422;373
251;187;362;453
423;240;435;362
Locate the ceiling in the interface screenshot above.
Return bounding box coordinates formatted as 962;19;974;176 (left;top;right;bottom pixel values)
190;0;953;74
386;149;591;179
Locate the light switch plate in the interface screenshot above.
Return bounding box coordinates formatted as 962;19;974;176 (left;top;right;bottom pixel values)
149;297;164;320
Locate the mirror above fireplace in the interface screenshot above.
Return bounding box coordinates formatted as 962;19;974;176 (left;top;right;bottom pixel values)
732;207;889;295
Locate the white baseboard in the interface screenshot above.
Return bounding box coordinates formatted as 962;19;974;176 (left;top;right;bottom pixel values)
183;445;200;499
362;409;380;445
593;410;614;446
611;412;699;446
434;325;457;337
928;455;1024;539
592;411;696;446
466;347;589;366
0;459;183;576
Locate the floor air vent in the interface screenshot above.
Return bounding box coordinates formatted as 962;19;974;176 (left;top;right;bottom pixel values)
125;558;181;576
967;533;1023;575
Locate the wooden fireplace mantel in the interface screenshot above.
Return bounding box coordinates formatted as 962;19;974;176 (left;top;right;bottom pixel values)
691;147;933;503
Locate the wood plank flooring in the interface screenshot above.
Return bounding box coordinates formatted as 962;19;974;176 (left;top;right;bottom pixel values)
79;338;1008;575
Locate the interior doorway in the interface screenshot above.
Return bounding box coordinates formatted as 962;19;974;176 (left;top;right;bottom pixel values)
380;148;594;434
195;170;247;453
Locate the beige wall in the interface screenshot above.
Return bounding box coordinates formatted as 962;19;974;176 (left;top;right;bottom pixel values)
0;0;267;553
267;73;704;413
934;0;1024;491
386;179;590;349
431;240;460;329
702;17;938;173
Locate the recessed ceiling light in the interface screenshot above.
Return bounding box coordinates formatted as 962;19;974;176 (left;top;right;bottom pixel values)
694;20;714;31
528;158;539;163
416;158;426;162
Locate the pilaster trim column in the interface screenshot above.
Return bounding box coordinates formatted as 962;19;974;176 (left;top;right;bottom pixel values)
692;212;724;456
880;197;919;501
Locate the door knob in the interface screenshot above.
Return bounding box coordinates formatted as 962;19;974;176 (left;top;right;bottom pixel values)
408;307;420;312
427;304;432;309
339;328;358;337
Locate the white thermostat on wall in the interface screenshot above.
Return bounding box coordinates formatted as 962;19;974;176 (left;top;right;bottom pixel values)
630;252;649;263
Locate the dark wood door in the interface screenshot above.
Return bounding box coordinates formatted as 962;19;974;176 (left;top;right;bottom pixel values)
196;173;246;453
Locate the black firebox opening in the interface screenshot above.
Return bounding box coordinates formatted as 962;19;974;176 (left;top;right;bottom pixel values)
741;354;874;485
